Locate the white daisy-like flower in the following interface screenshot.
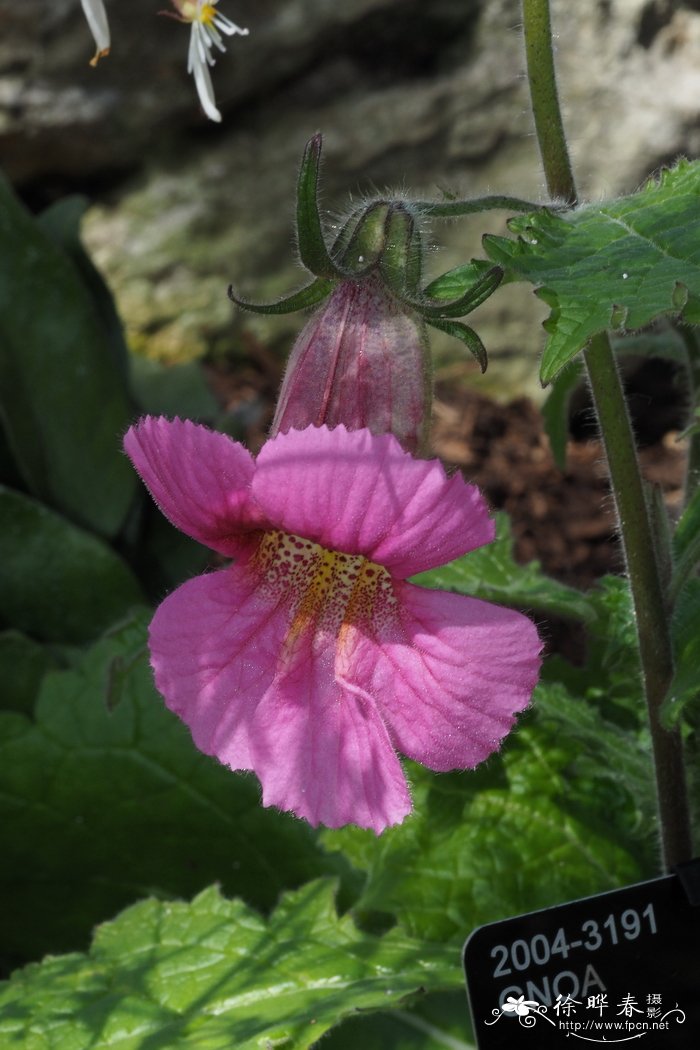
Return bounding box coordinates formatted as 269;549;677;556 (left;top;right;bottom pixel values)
80;0;111;66
167;2;249;122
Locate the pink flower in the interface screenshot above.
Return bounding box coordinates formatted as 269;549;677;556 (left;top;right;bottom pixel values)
124;419;541;833
270;274;431;455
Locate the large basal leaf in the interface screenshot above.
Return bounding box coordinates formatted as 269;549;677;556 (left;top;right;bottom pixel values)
413;512;595;622
483;159;700;384
0;486;144;644
0;880;458;1050
322;680;653;945
0;612;343;961
0;174;135;537
0;631;57;716
38;196;131;386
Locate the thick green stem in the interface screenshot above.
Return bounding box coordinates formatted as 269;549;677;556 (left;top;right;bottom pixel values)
521;0;692;868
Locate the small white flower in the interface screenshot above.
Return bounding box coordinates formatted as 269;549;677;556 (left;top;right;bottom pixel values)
80;0;111;66
168;2;249;122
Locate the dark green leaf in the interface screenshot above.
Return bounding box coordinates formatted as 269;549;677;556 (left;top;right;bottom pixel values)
0;486;144;644
0;612;345;960
0;175;136;537
38;196;131;384
483;159;700;383
0;631;57;716
0;880;458;1049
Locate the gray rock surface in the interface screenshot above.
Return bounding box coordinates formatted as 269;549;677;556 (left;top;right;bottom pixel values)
3;0;700;400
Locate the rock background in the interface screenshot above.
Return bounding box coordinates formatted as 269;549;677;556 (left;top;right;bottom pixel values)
3;0;700;399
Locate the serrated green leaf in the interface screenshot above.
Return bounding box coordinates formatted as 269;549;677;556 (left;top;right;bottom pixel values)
0;175;136;536
0;486;144;644
0;612;344;961
483;159;700;383
0;880;458;1050
413;512;595;622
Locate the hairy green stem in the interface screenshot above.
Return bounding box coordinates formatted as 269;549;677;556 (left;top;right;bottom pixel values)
522;0;577;204
521;0;692;868
586;334;691;867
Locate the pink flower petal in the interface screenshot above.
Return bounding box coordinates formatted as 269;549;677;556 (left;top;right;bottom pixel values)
253;424;494;577
251;637;411;832
339;582;542;771
124;417;265;557
149;562;411;832
149;566;285;767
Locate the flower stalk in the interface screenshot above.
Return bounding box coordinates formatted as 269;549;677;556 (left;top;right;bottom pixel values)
521;0;692;869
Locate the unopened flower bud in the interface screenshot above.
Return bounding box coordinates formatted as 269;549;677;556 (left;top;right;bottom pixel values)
229;135;501;453
270;274;431;454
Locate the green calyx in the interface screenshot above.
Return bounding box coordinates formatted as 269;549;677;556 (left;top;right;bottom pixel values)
228;134;501;371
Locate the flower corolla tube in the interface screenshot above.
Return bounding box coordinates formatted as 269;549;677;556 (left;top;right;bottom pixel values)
270;274;432;455
124;418;541;833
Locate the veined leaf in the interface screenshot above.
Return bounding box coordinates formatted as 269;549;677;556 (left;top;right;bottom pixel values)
0;880;458;1050
483;159;700;383
0;612;343;961
0;175;136;536
0;485;144;644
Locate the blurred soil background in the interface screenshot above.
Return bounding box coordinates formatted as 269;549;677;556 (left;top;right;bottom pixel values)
2;0;697;645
